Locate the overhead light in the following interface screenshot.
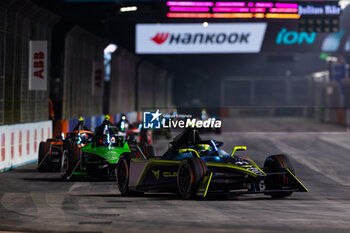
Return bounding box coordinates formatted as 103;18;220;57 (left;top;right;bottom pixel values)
169;6;210;12
203;22;208;27
120;6;137;12
104;44;118;54
339;0;350;10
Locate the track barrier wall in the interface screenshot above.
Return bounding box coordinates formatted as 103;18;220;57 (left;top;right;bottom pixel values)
0;120;52;172
0;1;60;125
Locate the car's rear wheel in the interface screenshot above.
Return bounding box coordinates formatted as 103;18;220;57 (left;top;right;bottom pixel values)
264;154;295;198
177;158;207;199
38;141;51;172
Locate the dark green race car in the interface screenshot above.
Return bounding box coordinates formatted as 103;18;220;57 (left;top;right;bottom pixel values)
61;124;143;180
116;129;308;199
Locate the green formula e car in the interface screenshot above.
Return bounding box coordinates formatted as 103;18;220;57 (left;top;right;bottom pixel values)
116;129;308;199
61;124;144;180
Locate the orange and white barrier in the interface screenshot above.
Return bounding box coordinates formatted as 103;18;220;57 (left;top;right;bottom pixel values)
0;121;52;172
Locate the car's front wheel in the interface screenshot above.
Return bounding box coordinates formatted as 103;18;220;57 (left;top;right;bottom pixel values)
61;149;68;179
264;154;295;198
38;141;51;172
116;154;131;195
63;142;81;180
177;158;207;199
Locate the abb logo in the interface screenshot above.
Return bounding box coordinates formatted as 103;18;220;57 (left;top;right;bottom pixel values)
94;68;103;88
151;33;169;45
33;52;45;79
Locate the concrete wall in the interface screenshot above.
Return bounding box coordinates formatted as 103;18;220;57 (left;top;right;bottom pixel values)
109;51;174;114
0;1;59;125
62;26;106;119
109;49;138;113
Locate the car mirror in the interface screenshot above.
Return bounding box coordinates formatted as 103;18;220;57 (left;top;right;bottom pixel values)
231;146;247;157
178;149;200;158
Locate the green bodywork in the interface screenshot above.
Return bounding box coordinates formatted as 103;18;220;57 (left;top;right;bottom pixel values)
72;139;131;176
82;142;131;164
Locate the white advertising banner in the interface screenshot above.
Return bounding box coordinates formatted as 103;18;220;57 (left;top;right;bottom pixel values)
136;23;267;54
0;121;52;172
92;61;104;96
28;40;48;91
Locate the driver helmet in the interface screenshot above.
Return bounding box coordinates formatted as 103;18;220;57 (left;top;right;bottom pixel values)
80;132;88;141
195;144;211;155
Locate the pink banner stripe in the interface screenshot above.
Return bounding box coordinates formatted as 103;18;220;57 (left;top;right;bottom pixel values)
275;3;298;8
169;6;210;12
213;7;249;12
167;1;214;7
269;8;298;13
255;2;273;8
215;2;245;7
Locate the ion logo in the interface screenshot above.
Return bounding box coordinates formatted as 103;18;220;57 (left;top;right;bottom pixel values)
143;110;162;129
151;33;169;44
276;28;316;45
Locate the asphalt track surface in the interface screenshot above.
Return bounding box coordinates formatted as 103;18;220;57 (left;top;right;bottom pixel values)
1;118;350;233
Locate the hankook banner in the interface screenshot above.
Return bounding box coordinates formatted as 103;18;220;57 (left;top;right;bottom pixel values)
136;23;267;54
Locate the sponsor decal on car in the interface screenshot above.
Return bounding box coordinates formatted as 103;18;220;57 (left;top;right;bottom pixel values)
152;169;160;180
136;23;267;54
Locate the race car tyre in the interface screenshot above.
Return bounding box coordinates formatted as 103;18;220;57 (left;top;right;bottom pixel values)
177;157;207;199
63;142;81;180
116;154;144;196
116;154;132;195
38;141;51;172
60;149;68;179
264;154;295;198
